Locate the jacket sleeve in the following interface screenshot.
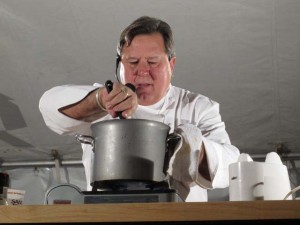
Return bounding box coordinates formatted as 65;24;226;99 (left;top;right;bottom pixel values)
39;84;99;136
195;98;240;189
168;94;240;190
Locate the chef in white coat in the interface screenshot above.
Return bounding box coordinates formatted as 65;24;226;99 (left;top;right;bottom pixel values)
39;16;239;202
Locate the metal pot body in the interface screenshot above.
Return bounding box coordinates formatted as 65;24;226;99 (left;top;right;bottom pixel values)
90;119;171;185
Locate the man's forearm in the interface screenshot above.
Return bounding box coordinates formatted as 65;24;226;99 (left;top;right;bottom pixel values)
59;88;107;122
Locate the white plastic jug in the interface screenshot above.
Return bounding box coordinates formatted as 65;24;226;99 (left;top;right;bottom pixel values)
229;152;292;201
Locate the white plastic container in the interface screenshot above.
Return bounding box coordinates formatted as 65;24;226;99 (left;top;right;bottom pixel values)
229;152;292;201
0;187;26;205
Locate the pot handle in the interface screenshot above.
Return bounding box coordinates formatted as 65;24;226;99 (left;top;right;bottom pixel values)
75;134;94;149
163;133;181;174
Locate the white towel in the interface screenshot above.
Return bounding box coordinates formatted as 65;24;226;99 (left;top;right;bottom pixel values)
167;124;203;184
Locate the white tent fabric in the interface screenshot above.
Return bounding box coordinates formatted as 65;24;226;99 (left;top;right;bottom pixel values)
0;0;299;204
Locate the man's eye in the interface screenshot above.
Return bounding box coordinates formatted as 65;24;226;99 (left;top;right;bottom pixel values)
129;61;138;65
149;62;158;65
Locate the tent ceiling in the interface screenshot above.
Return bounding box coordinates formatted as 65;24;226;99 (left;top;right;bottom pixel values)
0;0;299;164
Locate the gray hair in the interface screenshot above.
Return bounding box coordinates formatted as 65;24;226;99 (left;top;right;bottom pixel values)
117;16;176;60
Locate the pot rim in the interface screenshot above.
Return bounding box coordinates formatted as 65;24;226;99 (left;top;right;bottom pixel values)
91;118;170;130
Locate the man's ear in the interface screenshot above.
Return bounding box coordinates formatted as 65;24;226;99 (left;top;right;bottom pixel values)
170;56;176;74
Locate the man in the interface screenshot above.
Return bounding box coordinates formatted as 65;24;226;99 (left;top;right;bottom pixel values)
39;16;239;201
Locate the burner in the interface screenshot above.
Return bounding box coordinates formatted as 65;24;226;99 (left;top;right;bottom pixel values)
45;183;183;204
81;189;181;204
92;180;169;192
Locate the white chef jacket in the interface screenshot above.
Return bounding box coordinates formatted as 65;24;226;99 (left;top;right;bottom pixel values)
39;84;240;202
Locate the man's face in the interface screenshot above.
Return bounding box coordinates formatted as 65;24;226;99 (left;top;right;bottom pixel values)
120;33;176;106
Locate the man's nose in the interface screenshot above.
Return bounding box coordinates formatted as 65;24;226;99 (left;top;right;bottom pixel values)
136;61;150;76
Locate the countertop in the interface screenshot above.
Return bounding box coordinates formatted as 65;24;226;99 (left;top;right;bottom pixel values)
0;200;300;224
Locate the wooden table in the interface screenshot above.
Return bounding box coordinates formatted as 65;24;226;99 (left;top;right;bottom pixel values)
0;200;300;224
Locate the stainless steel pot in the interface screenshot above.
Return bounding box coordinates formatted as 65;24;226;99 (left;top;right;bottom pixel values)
76;119;180;189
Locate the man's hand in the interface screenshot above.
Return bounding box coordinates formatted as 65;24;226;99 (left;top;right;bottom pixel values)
101;82;138;118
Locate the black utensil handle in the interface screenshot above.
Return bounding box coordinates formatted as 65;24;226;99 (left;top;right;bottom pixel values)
105;80;113;93
105;80;123;118
105;80;135;93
